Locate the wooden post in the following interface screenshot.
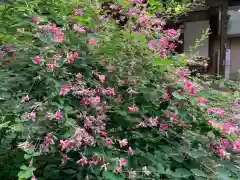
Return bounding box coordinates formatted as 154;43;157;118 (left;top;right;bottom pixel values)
208;6;218;74
219;2;228;76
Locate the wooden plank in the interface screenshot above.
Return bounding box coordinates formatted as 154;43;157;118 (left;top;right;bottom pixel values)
219;2;228;76
208;6;219;73
180;10;210;22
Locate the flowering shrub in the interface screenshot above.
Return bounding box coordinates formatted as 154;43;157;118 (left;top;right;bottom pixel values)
0;0;240;180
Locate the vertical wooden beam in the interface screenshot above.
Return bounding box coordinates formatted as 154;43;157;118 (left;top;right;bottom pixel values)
208;6;218;73
219;2;228;76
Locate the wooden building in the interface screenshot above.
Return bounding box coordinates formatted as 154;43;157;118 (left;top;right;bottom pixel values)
179;0;240;79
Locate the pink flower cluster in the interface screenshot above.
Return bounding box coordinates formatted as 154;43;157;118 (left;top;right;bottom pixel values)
209;121;237;135
165;29;180;40
73;24;86;33
115;158;127;173
60;127;95;152
60;83;74;96
33;56;44;65
84;115;106;133
80;96;101;105
37;24;64;43
76;153;104;166
208;108;226;118
26;112;36;121
40;133;57;152
148;39;177;59
66;51;79;64
184;81;197;96
46;110;63;121
75;8;83;16
88;39;97;49
214;138;240;158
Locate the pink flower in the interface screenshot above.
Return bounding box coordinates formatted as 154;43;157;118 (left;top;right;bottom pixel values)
76;156;89;166
53;30;64;43
33;56;41;64
100;131;108;138
169;43;177;51
184;81;192;89
61;154;70;165
139;13;148;27
215;148;227;158
208;108;226;117
128;8;138;16
223;122;234;133
209;121;223;129
139;122;147;128
165;29;178;39
148;40;157;51
47;63;57;71
128;146;134;155
90;96;101;105
32;17;41;23
177;70;186;79
73;52;79;59
75;8;83;16
27;112;36;121
118;139;128;147
128;106;137;112
233;140;240;152
107;87;115;96
105;138;114;148
162;93;169;100
184;81;197;96
133;0;145;4
197;97;207;105
218;110;226;117
66;54;75;64
88;39;97;49
55;110;63;120
160;123;168;131
115;167;122;173
159;38;169;48
148;117;159;127
159;49;167;60
98;75;105;83
60;87;70;96
73;24;86;33
31;174;37;180
23;95;30;103
119;158;127;166
44;133;56;145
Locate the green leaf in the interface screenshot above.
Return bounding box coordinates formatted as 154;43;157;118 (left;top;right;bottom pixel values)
18;168;36;179
188;150;207;158
190;169;207;177
172;168;192;178
0;121;10;130
177;109;186;118
20;165;29;170
63;169;77;174
153;56;173;66
172;91;185;100
216;167;231;180
26;148;34;155
102;171;125;180
24;154;32;160
33;152;41;156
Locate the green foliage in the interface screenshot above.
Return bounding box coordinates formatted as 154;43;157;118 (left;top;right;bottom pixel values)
0;0;239;180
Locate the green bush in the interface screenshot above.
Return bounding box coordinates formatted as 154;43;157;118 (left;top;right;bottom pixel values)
0;0;240;179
